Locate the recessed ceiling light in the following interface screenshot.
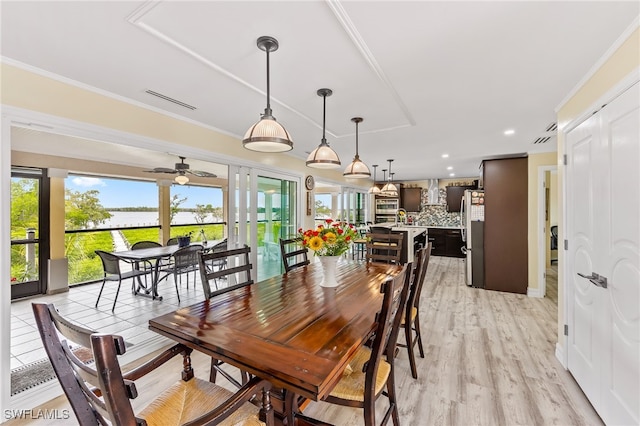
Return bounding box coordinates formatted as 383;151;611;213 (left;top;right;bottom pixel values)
504;129;515;136
449;173;455;177
441;154;449;158
447;166;453;170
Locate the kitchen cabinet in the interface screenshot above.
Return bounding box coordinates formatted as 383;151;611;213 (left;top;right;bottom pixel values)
427;228;464;258
482;157;528;294
400;187;422;212
445;186;474;212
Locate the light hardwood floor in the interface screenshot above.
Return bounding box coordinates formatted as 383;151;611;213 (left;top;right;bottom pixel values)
7;257;602;425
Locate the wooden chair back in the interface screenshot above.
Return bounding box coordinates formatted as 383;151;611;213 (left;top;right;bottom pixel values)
279;237;310;272
32;302;275;426
198;245;253;298
365;231;404;264
408;243;431;311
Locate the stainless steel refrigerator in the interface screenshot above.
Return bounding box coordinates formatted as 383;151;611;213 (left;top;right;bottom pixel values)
461;190;485;287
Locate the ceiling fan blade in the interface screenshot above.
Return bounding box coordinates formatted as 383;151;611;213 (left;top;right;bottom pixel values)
144;167;177;174
187;170;217;178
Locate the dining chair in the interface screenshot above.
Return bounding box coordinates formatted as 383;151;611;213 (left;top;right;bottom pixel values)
131;240;162;281
159;244;203;302
166;237;179;246
204;238;229;285
398;243;431;379
279;237;310;272
198;245;254;386
32;302;274;426
311;263;411;426
365;231;404;265
94;250;149;312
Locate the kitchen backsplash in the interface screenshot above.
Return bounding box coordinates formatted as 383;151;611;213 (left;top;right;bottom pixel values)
409;188;462;227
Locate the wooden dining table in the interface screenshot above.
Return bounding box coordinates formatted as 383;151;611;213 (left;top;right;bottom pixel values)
148;260;405;422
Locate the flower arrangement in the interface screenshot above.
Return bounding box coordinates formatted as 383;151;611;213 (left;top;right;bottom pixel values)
298;219;359;257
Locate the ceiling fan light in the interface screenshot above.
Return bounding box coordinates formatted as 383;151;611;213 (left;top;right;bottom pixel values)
175;174;189;185
343;156;371;178
306;142;341;169
243;115;293;152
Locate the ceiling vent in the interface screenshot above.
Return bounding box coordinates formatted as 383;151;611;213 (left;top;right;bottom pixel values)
532;122;557;144
144;90;197;110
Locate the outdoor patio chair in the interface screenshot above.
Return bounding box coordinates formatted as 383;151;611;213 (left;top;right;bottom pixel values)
159;244;203;302
94;250;149;312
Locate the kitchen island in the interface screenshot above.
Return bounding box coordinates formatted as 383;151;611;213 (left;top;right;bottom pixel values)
373;223;429;263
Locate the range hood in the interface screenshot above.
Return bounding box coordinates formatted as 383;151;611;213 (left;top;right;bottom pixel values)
426;179;439;204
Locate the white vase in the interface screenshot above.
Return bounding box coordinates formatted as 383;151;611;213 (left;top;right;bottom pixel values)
318;255;340;287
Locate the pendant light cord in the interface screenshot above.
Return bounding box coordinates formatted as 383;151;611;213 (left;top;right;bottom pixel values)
321;92;327;143
355;120;359;157
265;46;272;116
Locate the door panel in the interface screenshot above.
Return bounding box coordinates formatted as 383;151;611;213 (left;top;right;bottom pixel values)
567;82;639;425
599;83;639;425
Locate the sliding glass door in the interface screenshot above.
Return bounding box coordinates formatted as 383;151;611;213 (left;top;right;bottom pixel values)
229;167;300;282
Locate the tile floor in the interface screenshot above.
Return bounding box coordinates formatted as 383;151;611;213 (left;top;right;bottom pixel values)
10;271;204;370
10;252;288;370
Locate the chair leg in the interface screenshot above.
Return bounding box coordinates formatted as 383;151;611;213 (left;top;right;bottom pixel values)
414;315;425;358
95;278;107;307
405;321;418;379
386;372;400;426
173;271;181;303
111;279;123;312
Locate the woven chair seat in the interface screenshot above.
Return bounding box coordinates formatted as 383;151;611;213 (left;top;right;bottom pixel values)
328;346;391;402
400;306;418;326
139;377;264;426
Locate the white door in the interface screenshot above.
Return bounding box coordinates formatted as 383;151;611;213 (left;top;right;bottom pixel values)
566;82;639;425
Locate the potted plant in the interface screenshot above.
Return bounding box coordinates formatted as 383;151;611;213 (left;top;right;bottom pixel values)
177;231;193;247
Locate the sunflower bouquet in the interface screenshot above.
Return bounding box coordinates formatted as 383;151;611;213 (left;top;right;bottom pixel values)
298;219;359;257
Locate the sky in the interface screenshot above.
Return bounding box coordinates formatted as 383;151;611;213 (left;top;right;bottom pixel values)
66;175;223;209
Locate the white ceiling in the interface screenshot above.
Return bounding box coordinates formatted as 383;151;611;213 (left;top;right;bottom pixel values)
2;1;638;181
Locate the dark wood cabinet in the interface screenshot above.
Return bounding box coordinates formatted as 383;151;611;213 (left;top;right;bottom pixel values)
428;228;464;258
400;187;422;212
482;157;528;294
445;186;474;212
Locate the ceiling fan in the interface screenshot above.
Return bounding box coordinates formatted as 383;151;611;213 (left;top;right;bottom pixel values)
144;156;217;185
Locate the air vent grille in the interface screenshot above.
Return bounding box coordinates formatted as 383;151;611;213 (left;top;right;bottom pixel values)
145;90;197;110
532;122;557;144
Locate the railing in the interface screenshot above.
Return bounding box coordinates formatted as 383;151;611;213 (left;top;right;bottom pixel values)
64;222;226;286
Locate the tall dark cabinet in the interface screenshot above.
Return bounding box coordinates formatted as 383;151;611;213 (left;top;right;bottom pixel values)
483;157;528;294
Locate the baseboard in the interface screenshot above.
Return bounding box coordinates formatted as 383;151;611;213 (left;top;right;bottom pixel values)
527;286;544;298
555;342;567;368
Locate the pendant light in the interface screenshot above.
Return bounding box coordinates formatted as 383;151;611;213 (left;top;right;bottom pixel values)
306;88;341;169
243;36;293;153
368;164;381;194
343;117;371;178
381;159;399;197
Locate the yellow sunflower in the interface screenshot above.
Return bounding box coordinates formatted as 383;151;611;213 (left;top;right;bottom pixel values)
308;236;324;251
324;232;337;244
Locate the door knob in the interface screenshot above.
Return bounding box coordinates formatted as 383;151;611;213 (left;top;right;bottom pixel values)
577;272;608;288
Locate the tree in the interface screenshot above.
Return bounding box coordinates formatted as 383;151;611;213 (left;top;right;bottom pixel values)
170;194;187;224
315;199;331;216
65;189;112;229
194;203;213;223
